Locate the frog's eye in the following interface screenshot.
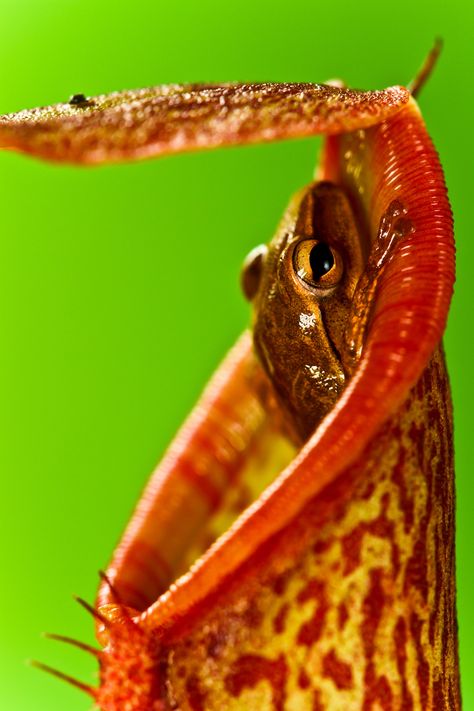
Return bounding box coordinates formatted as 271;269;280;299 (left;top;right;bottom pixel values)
241;244;268;301
293;239;343;289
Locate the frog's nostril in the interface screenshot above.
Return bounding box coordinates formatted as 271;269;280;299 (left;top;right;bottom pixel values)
241;244;267;301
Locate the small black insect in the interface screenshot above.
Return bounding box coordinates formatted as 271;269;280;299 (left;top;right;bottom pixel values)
68;94;93;107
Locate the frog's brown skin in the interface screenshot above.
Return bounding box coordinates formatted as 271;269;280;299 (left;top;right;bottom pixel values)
244;181;365;443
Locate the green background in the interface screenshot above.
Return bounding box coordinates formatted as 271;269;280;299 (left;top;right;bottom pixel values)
0;0;472;708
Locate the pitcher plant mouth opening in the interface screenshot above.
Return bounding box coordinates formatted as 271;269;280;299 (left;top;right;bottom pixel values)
2;41;460;710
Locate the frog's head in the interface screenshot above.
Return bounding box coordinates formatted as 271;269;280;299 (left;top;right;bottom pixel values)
242;181;366;443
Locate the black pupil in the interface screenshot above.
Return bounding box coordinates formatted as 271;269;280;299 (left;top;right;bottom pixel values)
309;242;334;280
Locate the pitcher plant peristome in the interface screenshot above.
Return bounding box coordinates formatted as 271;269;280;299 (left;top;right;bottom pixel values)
0;45;459;709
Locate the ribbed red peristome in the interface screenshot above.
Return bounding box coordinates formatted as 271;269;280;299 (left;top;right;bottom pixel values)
318;97;454;474
139;98;455;633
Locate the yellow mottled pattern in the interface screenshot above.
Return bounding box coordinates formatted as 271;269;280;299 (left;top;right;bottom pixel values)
164;347;459;710
178;423;296;578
